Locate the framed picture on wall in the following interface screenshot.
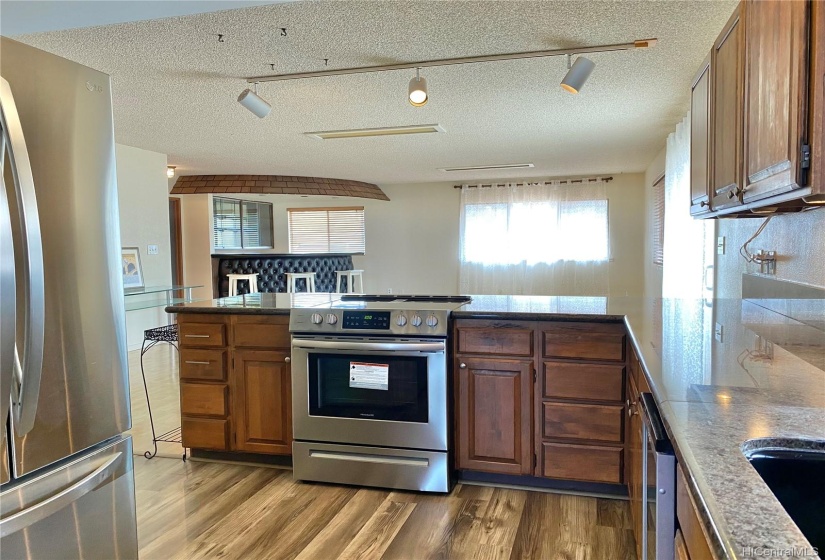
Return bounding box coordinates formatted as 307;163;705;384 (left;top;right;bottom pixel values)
121;247;145;290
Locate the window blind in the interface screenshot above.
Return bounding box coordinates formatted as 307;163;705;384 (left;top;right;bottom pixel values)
652;175;665;267
288;207;365;254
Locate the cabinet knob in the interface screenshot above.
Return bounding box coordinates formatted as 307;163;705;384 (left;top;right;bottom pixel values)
285;356;291;363
626;399;637;417
459;362;467;369
700;200;708;207
728;191;735;200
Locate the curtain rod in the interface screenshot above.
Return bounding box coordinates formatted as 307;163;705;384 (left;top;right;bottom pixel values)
453;176;614;189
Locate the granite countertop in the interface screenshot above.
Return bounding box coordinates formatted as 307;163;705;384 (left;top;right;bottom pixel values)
168;292;825;559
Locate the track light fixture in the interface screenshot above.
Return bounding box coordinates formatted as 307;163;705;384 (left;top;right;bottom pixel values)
237;82;271;118
408;68;428;107
561;55;596;94
166;166;176;179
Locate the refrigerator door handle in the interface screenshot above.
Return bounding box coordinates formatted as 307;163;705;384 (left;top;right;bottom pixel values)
0;452;122;538
0;76;46;436
0;132;16;428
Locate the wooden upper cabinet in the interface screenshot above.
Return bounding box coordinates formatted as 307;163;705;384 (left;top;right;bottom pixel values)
742;0;811;202
455;356;533;475
690;51;713;215
232;350;292;455
711;2;746;210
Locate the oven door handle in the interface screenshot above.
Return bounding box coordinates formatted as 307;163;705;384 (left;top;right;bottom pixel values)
292;338;445;353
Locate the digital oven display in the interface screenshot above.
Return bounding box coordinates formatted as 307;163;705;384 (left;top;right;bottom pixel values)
342;311;391;330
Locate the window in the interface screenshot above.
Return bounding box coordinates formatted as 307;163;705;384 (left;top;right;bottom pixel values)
462;199;609;265
652;174;665;266
212;197;274;249
288;207;365;254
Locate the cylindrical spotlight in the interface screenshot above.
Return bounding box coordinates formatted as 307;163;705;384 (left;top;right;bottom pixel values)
408;68;428;107
561;56;596;94
238;85;271;118
167;166;176;179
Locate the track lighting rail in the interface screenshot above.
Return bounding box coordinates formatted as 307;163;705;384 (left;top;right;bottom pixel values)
246;39;657;83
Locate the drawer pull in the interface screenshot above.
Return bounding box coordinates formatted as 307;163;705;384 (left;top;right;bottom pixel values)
185;360;211;365
184;334;210;338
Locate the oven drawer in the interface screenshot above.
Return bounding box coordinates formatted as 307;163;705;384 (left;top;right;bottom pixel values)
293;441;449;493
541;442;623;484
543;361;625;402
542;402;624;443
180;349;227;381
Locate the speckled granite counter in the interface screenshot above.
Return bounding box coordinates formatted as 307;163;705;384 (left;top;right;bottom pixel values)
168;293;825;559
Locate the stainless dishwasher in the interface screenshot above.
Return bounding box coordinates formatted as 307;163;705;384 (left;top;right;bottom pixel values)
640;392;676;560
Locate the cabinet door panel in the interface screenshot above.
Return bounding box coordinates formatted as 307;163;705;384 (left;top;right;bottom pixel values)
456;357;533;474
691;51;713;215
743;0;810;201
711;3;745;208
233;350;292;455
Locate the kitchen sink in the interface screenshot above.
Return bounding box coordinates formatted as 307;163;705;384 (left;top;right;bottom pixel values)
746;448;825;554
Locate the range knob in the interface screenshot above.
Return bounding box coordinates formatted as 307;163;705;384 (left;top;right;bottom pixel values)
310;313;324;325
410;314;423;327
396;313;408;327
426;314;439;327
326;313;338;325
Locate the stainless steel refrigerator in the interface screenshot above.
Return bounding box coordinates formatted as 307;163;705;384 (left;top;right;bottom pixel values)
0;37;138;558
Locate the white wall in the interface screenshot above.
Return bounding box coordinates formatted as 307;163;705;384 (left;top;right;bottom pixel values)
116;144;172;349
643;145;666;298
182;174;647;297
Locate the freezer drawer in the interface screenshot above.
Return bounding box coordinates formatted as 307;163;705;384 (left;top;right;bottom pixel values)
0;436;137;560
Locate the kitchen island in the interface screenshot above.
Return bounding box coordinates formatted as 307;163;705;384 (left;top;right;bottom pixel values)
167;293;825;560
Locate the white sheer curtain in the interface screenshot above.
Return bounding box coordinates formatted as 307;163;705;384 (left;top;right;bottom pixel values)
458;181;611;295
662;112;714;298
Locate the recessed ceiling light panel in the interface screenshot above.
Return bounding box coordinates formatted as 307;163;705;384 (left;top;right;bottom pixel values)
439;163;535;172
305;124;445;140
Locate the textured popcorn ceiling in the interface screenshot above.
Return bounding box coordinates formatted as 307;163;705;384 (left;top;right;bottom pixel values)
15;0;737;185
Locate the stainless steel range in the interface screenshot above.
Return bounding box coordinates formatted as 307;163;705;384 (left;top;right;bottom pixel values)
289;295;471;493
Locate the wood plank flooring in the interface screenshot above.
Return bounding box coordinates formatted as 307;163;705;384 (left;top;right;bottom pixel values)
135;457;637;560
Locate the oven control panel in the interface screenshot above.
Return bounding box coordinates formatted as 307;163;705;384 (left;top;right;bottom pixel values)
290;308;451;337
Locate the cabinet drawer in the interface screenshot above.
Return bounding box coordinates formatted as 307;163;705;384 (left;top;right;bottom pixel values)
543;362;624;402
179;323;226;347
542;442;623;484
456;325;533;357
542;402;624;443
542;324;626;362
180;383;228;417
232;315;290;349
181;418;230;450
180;349;227;381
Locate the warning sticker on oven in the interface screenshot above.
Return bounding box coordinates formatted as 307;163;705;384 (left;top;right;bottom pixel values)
349;362;389;391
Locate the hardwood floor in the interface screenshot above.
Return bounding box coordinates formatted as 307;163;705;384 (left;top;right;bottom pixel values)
135;457;637;560
127;343;185;459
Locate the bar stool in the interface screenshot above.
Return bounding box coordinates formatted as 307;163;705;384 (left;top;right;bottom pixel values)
286;272;316;293
335;269;364;293
227;273;259;296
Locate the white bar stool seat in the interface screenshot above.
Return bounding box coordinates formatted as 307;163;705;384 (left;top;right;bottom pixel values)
335;269;364;293
286;272;317;293
227;273;259;296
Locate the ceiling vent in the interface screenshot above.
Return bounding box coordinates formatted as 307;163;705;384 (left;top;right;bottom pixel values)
439;163;535;172
305;124;445;140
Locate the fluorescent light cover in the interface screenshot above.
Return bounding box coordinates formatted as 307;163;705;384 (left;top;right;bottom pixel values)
305;124;445;140
439;163;535;172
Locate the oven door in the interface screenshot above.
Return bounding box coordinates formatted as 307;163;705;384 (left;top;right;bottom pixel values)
291;337;448;451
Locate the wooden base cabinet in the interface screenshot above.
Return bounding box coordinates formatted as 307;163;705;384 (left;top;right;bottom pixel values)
454;319;627;486
232;350;292;455
455;356;534;475
177;314;293;456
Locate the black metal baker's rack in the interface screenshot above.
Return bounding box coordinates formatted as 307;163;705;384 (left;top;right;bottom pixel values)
140;324;186;461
